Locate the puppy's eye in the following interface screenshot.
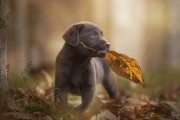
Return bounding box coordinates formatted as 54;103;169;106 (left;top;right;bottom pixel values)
90;33;98;38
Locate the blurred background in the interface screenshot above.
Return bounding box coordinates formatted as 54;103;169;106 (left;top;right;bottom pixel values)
7;0;180;96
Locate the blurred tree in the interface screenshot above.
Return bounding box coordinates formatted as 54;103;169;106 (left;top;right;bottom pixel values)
168;0;180;69
8;0;28;73
0;0;9;90
144;0;170;71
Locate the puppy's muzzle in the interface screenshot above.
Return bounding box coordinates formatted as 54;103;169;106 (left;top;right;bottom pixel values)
80;39;110;57
100;40;110;51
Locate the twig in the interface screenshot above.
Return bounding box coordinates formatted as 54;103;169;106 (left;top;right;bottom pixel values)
80;42;98;52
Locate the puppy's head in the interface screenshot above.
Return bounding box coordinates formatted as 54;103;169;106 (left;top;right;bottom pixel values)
63;21;110;57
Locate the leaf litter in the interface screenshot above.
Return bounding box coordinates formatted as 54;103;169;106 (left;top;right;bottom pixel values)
0;85;180;120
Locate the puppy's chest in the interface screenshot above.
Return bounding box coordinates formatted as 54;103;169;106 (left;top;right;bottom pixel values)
69;63;95;85
69;59;104;85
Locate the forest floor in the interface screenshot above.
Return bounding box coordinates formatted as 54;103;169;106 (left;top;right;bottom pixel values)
0;70;180;120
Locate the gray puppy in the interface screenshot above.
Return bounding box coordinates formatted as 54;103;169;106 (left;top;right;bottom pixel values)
54;21;120;112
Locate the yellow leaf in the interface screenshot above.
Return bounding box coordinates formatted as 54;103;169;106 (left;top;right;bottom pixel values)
105;50;145;87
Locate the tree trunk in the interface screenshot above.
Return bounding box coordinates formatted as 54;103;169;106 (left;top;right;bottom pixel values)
168;0;180;69
0;0;9;90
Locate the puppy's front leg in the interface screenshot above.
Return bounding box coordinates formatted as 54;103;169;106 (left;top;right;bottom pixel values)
79;86;95;112
54;88;68;113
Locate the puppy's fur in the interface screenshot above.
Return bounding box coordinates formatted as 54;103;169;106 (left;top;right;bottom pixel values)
54;22;120;112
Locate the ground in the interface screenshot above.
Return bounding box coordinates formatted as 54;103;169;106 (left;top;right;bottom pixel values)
0;70;180;120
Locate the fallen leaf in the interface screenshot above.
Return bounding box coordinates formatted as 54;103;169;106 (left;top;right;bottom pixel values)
3;112;33;120
100;110;118;120
7;96;25;112
42;115;53;120
105;50;145;87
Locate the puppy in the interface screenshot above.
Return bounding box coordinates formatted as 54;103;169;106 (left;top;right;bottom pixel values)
54;21;120;112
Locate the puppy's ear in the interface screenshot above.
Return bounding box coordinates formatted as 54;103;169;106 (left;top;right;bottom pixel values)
62;24;83;47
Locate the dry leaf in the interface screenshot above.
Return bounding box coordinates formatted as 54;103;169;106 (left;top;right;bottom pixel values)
7;96;25;112
105;50;145;87
3;112;33;120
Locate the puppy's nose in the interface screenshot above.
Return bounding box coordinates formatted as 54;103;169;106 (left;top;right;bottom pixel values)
100;40;110;49
105;43;110;48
